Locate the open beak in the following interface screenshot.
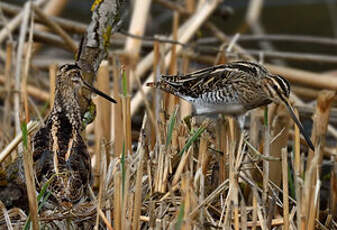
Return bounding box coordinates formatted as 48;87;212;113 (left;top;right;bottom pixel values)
82;81;117;104
282;98;314;151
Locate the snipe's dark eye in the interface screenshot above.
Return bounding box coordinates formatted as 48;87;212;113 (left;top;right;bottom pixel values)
71;74;82;85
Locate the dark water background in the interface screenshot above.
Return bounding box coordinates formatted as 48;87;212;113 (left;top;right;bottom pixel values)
4;0;337;71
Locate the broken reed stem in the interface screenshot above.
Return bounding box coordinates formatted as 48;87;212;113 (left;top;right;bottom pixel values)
281;148;290;230
49;64;57;108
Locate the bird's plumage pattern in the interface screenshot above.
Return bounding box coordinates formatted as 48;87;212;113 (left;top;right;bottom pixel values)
32;64;93;205
147;61;314;150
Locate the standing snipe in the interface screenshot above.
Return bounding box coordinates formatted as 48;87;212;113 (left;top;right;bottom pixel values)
147;61;314;150
32;64;116;206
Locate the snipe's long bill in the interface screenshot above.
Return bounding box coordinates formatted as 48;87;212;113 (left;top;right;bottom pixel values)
146;61;314;151
82;80;117;103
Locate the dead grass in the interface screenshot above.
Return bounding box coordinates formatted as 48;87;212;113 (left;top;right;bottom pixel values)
0;0;337;229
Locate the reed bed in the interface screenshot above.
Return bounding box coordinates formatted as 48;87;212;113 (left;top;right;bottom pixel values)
0;0;336;229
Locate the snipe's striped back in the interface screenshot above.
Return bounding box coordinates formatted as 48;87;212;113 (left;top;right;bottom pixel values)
147;61;314;150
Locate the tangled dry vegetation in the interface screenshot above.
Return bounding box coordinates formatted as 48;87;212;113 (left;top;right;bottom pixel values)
0;0;337;229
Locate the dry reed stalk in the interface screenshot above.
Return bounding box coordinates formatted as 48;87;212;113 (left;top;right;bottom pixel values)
240;199;247;230
293;108;302;230
252;195;257;230
308;90;336;166
14;1;31;153
172;144;191;185
95;143;107;229
98;209;113;230
166;11;179;115
133;64;159;148
21;121;38;230
182;174;197;229
121;67;132;155
0;0;45;43
0;75;50;101
121;168;131;230
22;13;34;124
246;218;284;228
151;41;160;148
305;91;335;229
330;156;337;224
216;118;228;183
113;171;122;230
252;188;267;230
131;0;221;116
180;54;192;117
266;64;337;90
32;4;77;53
3;42;13;140
94;61;111;185
263;106;271;206
123;0;152;66
0;201;13;230
281;148;290;230
197;132;209;225
49;64;57;108
301;151;321;230
111;56;123;157
185;0;195;13
292;85;326;101
154;145;168;193
0;121;39;163
132;133;145;230
270;104;290;187
190;179;229;218
227;118;239;230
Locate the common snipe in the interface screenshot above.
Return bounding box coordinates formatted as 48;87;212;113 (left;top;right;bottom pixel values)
147;61;314;150
32;64;116;205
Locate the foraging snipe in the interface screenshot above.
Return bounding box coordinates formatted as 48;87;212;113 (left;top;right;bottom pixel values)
32;64;116;205
147;61;314;150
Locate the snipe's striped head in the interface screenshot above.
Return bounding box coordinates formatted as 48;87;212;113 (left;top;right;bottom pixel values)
57;64;117;103
263;74;314;151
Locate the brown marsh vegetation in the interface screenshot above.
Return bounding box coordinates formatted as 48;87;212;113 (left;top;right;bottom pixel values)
0;0;336;229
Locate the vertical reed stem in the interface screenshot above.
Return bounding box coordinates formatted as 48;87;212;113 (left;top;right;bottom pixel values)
282;148;290;230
